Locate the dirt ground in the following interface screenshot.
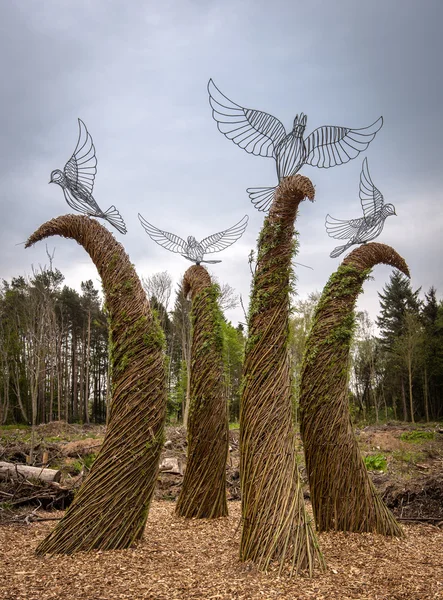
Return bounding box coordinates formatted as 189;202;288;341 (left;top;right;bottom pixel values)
1;422;443;599
0;502;442;600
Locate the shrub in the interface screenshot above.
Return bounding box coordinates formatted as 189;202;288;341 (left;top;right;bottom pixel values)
364;453;387;472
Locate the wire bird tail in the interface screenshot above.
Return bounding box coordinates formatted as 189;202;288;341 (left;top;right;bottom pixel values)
103;206;127;235
330;243;352;259
247;186;276;212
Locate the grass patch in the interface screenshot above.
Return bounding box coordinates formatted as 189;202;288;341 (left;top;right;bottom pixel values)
392;449;424;464
229;422;240;430
400;430;435;443
364;453;387;472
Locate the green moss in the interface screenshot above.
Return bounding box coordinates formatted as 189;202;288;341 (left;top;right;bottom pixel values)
108;252;120;270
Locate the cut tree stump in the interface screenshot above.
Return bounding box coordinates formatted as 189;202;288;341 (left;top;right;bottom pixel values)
0;461;62;483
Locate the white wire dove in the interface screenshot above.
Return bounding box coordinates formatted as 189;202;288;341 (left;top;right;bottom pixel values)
138;214;249;265
49;119;127;234
208;79;383;212
325;158;396;258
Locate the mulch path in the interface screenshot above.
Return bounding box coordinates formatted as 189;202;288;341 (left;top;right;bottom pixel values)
1;501;442;600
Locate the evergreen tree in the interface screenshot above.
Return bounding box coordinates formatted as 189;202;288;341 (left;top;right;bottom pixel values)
421;288;443;419
377;271;421;349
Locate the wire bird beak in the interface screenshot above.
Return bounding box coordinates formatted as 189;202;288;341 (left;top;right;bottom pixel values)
48;181;52;184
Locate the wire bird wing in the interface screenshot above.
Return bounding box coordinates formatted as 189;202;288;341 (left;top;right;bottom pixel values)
325;214;363;240
138;215;188;254
63;119;97;197
359;157;384;221
200;215;249;254
304;117;383;168
208;79;287;158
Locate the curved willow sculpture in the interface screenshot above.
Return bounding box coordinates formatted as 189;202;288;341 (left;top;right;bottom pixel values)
26;215;167;554
299;243;408;536
240;175;324;576
176;265;228;518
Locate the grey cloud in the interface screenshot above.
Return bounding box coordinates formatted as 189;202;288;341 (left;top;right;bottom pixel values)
1;0;442;328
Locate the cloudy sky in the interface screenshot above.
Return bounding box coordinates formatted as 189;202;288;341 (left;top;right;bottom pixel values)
1;0;442;326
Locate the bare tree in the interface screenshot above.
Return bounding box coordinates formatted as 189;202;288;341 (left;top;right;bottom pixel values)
142;271;173;314
392;311;424;424
209;276;239;312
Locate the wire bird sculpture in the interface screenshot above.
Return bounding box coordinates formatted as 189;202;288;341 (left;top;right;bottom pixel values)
49;119;127;234
138;214;248;265
208;79;383;212
325;158;396;258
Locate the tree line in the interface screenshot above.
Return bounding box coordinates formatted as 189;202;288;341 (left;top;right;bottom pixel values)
291;272;443;423
0;267;245;426
1;265;442;426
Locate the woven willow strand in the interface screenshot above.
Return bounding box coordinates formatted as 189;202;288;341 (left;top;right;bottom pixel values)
25;215;167;554
299;242;408;536
175;265;229;518
240;175;325;576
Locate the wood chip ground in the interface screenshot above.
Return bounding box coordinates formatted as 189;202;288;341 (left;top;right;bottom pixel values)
1;501;442;599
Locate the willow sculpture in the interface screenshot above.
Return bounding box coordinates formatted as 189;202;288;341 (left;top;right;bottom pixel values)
176;265;228;518
299;243;408;536
240;175;324;576
25;215;167;554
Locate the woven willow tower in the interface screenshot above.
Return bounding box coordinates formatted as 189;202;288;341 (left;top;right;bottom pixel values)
300;243;407;536
176;265;229;518
240;175;324;576
26;215;167;554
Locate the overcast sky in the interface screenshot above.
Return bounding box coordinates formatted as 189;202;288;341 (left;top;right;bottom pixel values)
1;0;442;327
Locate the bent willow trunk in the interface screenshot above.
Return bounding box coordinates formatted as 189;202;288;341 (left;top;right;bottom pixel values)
26;215;167;554
300;243;408;536
176;265;228;518
240;175;324;576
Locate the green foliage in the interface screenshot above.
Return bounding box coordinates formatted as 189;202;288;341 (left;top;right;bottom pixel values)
400;430;435;442
364;453;387;471
221;320;245;423
71;453;97;474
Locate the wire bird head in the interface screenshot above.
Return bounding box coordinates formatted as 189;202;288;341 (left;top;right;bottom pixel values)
293;113;307;136
138;214;249;266
383;204;396;217
49;169;64;186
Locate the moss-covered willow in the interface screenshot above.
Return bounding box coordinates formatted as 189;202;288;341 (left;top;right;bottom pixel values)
240;175;324;576
25;215;167;554
175;265;229;518
299;242;409;536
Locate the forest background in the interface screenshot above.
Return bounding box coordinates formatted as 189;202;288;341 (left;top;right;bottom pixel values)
1;258;441;429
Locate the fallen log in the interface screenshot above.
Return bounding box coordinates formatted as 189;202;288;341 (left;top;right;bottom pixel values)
0;461;62;483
